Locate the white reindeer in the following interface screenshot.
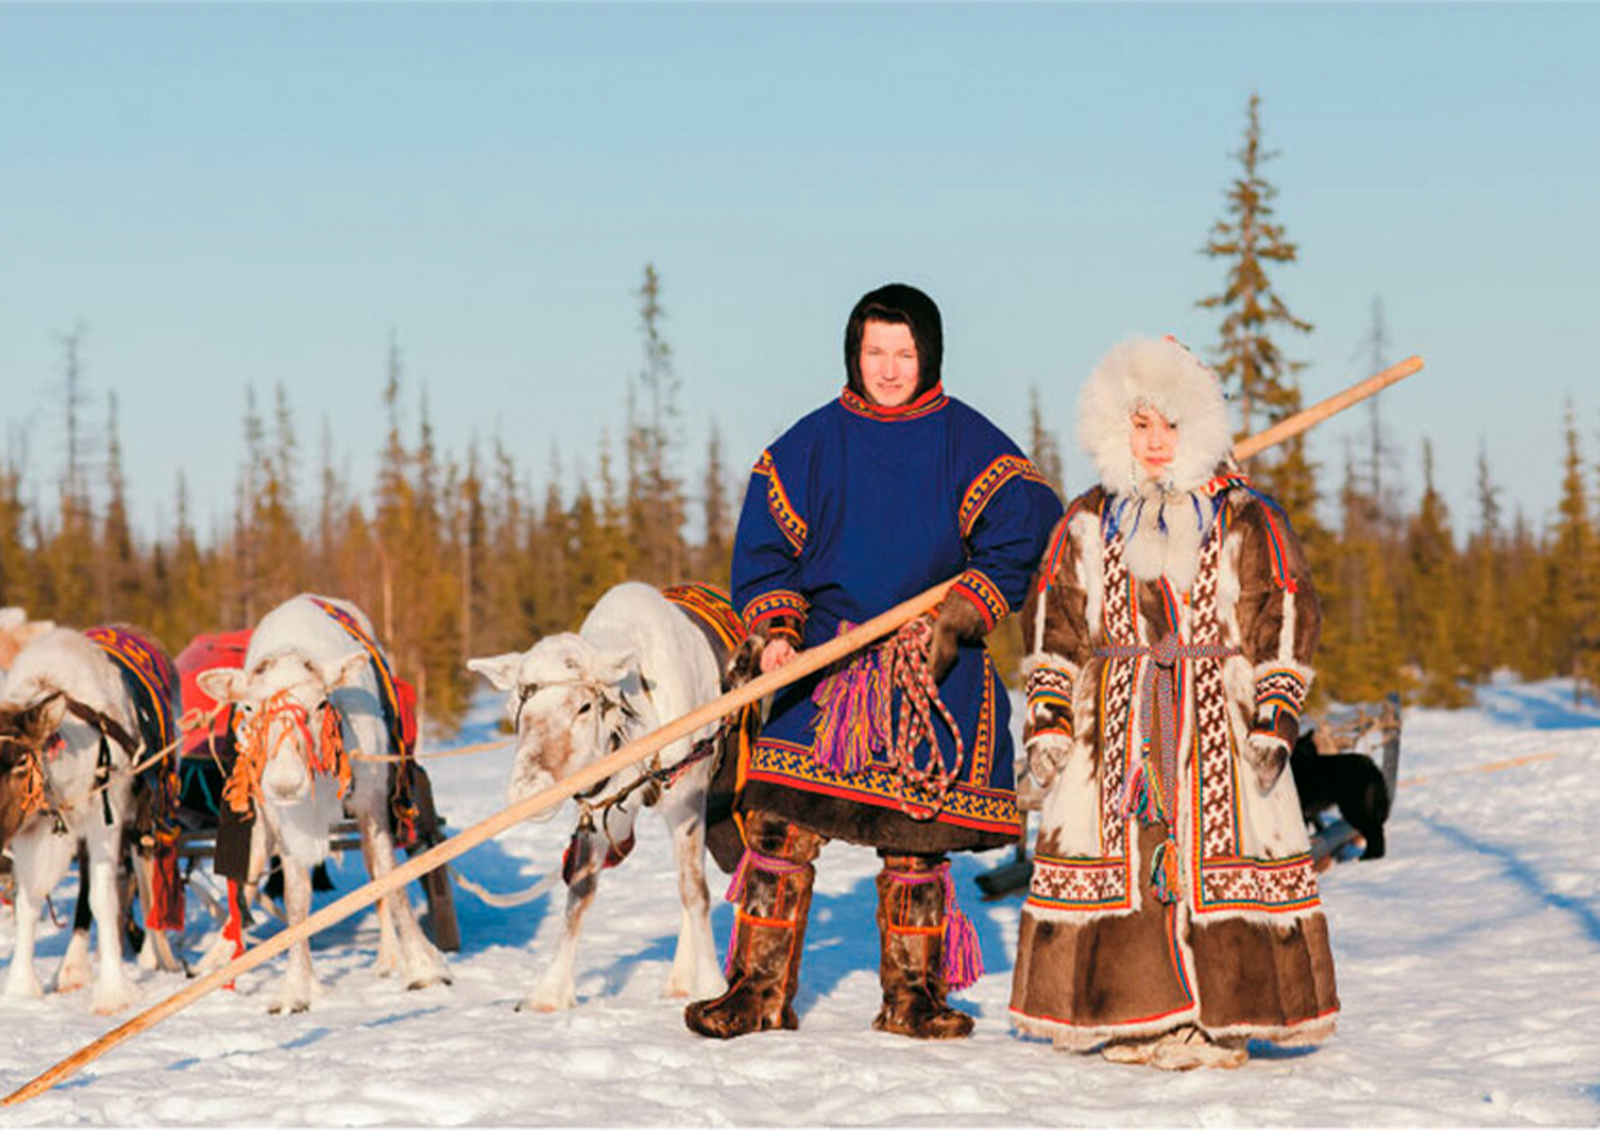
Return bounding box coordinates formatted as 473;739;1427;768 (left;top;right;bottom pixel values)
468;582;727;1012
197;594;449;1013
1;628;145;1014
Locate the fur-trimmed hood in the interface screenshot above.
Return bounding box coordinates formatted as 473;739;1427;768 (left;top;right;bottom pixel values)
1077;336;1232;497
1076;336;1234;589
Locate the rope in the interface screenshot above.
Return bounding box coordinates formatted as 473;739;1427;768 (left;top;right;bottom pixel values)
880;616;966;820
445;864;564;909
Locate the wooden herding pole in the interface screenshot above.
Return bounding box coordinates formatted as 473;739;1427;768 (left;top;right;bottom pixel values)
1234;355;1423;462
4;352;1424;1106
3;580;955;1107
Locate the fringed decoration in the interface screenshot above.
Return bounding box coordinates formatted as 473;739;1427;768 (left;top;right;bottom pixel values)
225;688;351;816
810;635;889;774
937;864;984;991
1150;836;1182;906
1119;760;1150;823
884;863;986;991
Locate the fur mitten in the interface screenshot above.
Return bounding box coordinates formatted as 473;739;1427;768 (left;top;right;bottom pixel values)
930;596;989;684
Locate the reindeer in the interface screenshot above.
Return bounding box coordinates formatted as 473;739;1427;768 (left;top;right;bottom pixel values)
196;594;449;1013
1;628;157;1014
467;582;731;1012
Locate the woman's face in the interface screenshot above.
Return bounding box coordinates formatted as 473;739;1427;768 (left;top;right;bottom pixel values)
858;319;920;407
1130;406;1178;480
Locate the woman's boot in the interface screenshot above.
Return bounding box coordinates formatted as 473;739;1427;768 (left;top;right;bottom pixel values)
684;813;821;1039
873;854;981;1039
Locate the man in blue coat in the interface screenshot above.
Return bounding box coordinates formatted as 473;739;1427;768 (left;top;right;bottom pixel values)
685;284;1062;1040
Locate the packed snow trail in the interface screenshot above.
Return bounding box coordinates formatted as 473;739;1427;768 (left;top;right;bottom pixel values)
1;679;1596;1126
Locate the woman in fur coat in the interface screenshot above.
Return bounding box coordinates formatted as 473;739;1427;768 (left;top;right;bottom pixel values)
1008;336;1339;1070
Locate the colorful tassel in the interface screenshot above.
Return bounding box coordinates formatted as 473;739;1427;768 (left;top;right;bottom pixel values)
937;864;984;991
810;644;888;775
1150;836;1182;906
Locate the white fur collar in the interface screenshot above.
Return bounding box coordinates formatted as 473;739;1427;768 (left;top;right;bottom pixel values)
1108;482;1219;591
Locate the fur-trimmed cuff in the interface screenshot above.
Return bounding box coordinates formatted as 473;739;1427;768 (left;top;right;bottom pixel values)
742;590;809;642
949;568;1009;632
1024;660;1077;745
1254;661;1311;733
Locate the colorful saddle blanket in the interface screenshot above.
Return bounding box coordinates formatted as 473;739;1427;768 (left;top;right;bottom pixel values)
306;597;423;847
84;625;185;930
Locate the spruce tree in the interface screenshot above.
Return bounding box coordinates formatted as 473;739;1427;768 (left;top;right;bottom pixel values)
1404;442;1469;706
1198;93;1318;529
627;264;687;585
1028;386;1065;500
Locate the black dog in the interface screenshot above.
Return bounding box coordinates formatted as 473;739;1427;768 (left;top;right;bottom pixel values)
1290;733;1391;860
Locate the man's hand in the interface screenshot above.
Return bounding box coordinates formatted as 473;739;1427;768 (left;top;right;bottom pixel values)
761;638;798;673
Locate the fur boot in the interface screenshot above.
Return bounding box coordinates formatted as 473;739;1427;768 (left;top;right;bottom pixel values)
684;814;820;1039
872;854;977;1039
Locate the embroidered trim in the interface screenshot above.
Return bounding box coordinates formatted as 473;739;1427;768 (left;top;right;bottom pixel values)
1027;853;1133;913
1203;473;1298;593
1024;664;1075;741
839;384;949;421
747;737;1018;835
958;454;1052;540
741;589;809;636
661;583;746;652
752;449;808;554
1255;666;1310;723
950;568;1008;631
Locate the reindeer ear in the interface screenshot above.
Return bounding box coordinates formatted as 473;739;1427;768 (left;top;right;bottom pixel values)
17;621;55;647
319;651;369;692
466;652;525;692
591;647;640;688
197;667;249;705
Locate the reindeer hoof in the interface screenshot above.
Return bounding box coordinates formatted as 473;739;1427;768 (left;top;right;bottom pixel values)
269;998;312;1015
5;974;45;1001
91;982;138;1015
515;995;569;1013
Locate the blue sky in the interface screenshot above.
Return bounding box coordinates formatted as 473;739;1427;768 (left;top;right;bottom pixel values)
2;3;1596;541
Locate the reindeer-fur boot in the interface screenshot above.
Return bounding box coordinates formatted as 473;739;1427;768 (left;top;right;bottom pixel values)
684;813;820;1039
873;854;977;1040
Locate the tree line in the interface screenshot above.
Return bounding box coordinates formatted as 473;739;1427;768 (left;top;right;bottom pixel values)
1;97;1586;726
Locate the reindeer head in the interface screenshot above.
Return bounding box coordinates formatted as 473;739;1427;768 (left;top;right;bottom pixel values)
468;635;640;818
197;650;366;807
0;693;66;848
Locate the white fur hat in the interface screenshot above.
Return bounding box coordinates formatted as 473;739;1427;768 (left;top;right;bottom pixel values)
1077;336;1232;496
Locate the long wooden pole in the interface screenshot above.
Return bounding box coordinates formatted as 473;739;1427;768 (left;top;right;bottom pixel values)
1233;355;1423;462
4;352;1424;1105
3;580;953;1107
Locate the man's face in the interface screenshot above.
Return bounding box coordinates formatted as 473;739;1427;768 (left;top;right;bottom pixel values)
1130;406;1178;480
858;320;920;408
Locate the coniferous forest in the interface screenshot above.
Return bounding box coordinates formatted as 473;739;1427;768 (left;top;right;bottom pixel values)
1;98;1589;729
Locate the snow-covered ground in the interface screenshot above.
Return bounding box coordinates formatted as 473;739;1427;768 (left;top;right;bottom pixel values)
2;678;1597;1127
